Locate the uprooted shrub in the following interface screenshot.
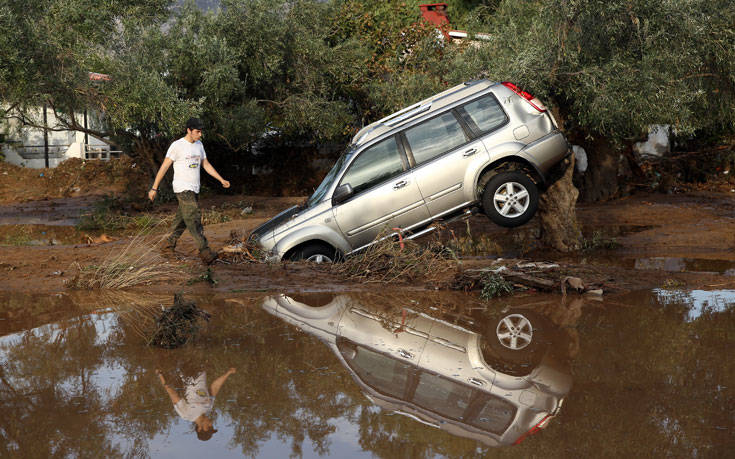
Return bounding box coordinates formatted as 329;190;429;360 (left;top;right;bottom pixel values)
148;294;211;348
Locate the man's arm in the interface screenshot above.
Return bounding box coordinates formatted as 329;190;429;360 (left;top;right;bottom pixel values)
148;157;174;201
202;159;230;189
210;367;236;397
156;369;181;404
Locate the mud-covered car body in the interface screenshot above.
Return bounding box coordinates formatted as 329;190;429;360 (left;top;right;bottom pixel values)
261;294;571;446
250;80;570;262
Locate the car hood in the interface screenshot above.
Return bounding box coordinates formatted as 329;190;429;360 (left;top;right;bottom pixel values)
249;205;301;242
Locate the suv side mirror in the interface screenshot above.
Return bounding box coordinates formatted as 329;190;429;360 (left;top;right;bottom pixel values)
332;183;354;205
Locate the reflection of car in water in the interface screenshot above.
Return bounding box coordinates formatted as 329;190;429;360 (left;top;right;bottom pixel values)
261;294;572;446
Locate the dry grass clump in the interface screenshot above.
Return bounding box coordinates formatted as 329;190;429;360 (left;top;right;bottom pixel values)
331;232;459;283
68;232;184;289
440;221;503;257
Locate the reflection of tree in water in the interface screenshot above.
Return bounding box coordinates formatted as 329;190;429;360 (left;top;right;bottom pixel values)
0;316;121;457
530;295;734;458
2;292;731;457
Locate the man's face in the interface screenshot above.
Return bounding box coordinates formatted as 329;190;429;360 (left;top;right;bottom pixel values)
188;128;203;142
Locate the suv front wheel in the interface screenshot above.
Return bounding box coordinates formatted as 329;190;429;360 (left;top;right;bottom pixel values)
482;171;539;227
289;242;337;263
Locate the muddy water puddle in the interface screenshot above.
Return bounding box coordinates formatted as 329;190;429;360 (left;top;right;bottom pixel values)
0;224;86;246
0;195;98;226
1;289;732;457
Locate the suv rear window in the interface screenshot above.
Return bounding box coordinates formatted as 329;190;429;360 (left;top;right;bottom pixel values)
404;112;467;165
459;94;507;134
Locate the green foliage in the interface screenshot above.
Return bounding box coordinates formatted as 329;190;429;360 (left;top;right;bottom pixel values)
449;0;735;143
187;267;218;286
2;0;733;190
1;226;33;246
76;195;167;232
0;0;173;135
480;272;514;299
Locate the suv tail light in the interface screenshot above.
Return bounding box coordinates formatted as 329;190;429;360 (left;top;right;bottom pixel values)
512;414;552;445
501;82;547;112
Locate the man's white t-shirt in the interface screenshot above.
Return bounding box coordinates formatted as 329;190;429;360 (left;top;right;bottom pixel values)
173;372;215;422
165;137;207;193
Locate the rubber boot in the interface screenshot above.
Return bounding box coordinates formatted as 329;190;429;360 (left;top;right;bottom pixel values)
199;247;218;265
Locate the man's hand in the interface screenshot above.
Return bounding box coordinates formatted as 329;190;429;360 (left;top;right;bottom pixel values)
220;180;230;189
148;189;158;201
156;369;166;385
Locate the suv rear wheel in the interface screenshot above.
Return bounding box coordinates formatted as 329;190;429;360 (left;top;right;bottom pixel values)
482;171;539;227
487;311;548;364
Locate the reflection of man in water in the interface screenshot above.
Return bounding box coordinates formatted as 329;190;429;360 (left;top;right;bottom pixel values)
156;368;236;441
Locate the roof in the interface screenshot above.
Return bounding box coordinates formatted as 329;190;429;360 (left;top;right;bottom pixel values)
351;79;495;147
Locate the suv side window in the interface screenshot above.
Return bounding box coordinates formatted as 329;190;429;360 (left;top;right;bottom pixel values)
338;342;412;400
404;112;468;166
458;94;507;134
339;137;404;195
412;371;474;421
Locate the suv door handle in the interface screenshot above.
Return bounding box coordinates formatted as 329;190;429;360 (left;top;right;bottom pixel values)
397;349;414;359
393;180;408;190
463;148;478;157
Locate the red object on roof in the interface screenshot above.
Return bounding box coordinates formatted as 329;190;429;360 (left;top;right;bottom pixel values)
88;72;111;82
419;3;450;28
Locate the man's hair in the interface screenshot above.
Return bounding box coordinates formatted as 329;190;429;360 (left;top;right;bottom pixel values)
196;425;217;441
186;117;204;131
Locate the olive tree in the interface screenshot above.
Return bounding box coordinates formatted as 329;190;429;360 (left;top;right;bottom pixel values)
451;0;735;201
0;0;181;139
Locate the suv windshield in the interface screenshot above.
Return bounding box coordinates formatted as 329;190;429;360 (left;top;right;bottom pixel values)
306;146;354;207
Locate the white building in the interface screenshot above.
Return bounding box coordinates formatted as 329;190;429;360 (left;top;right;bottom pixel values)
1;105;121;169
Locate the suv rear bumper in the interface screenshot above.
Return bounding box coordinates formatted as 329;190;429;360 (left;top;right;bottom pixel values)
523;131;568;170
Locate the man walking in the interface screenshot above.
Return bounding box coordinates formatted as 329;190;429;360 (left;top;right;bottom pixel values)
148;118;229;264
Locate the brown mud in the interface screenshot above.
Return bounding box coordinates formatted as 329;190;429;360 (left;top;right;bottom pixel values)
0;189;733;295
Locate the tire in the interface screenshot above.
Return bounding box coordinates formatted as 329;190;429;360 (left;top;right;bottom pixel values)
487;311;547;364
289;242;337;263
482;171;539;227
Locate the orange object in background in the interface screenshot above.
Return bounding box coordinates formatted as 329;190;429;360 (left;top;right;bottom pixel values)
419;3;450;28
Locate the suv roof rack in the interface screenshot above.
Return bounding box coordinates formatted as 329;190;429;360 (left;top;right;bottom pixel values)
352;79;492;146
379;102;432;127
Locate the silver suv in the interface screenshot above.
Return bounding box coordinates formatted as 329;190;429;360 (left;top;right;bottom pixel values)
250;80;570;262
261;293;572;446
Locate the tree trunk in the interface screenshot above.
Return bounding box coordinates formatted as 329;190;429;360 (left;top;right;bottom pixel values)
576;137;636;202
538;156;582;252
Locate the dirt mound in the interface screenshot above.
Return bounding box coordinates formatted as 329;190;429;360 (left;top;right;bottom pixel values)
0;156;150;204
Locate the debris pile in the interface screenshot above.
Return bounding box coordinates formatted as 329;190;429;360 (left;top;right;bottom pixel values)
331;234;457;283
217;230;264;264
448;260;605;296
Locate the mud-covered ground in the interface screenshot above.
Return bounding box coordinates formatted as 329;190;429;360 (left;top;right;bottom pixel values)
0;186;733;295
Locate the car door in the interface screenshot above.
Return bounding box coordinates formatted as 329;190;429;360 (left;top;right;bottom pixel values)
405;110;489;217
332;136;429;250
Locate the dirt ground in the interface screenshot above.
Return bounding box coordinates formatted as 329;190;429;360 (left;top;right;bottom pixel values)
0;182;733;296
